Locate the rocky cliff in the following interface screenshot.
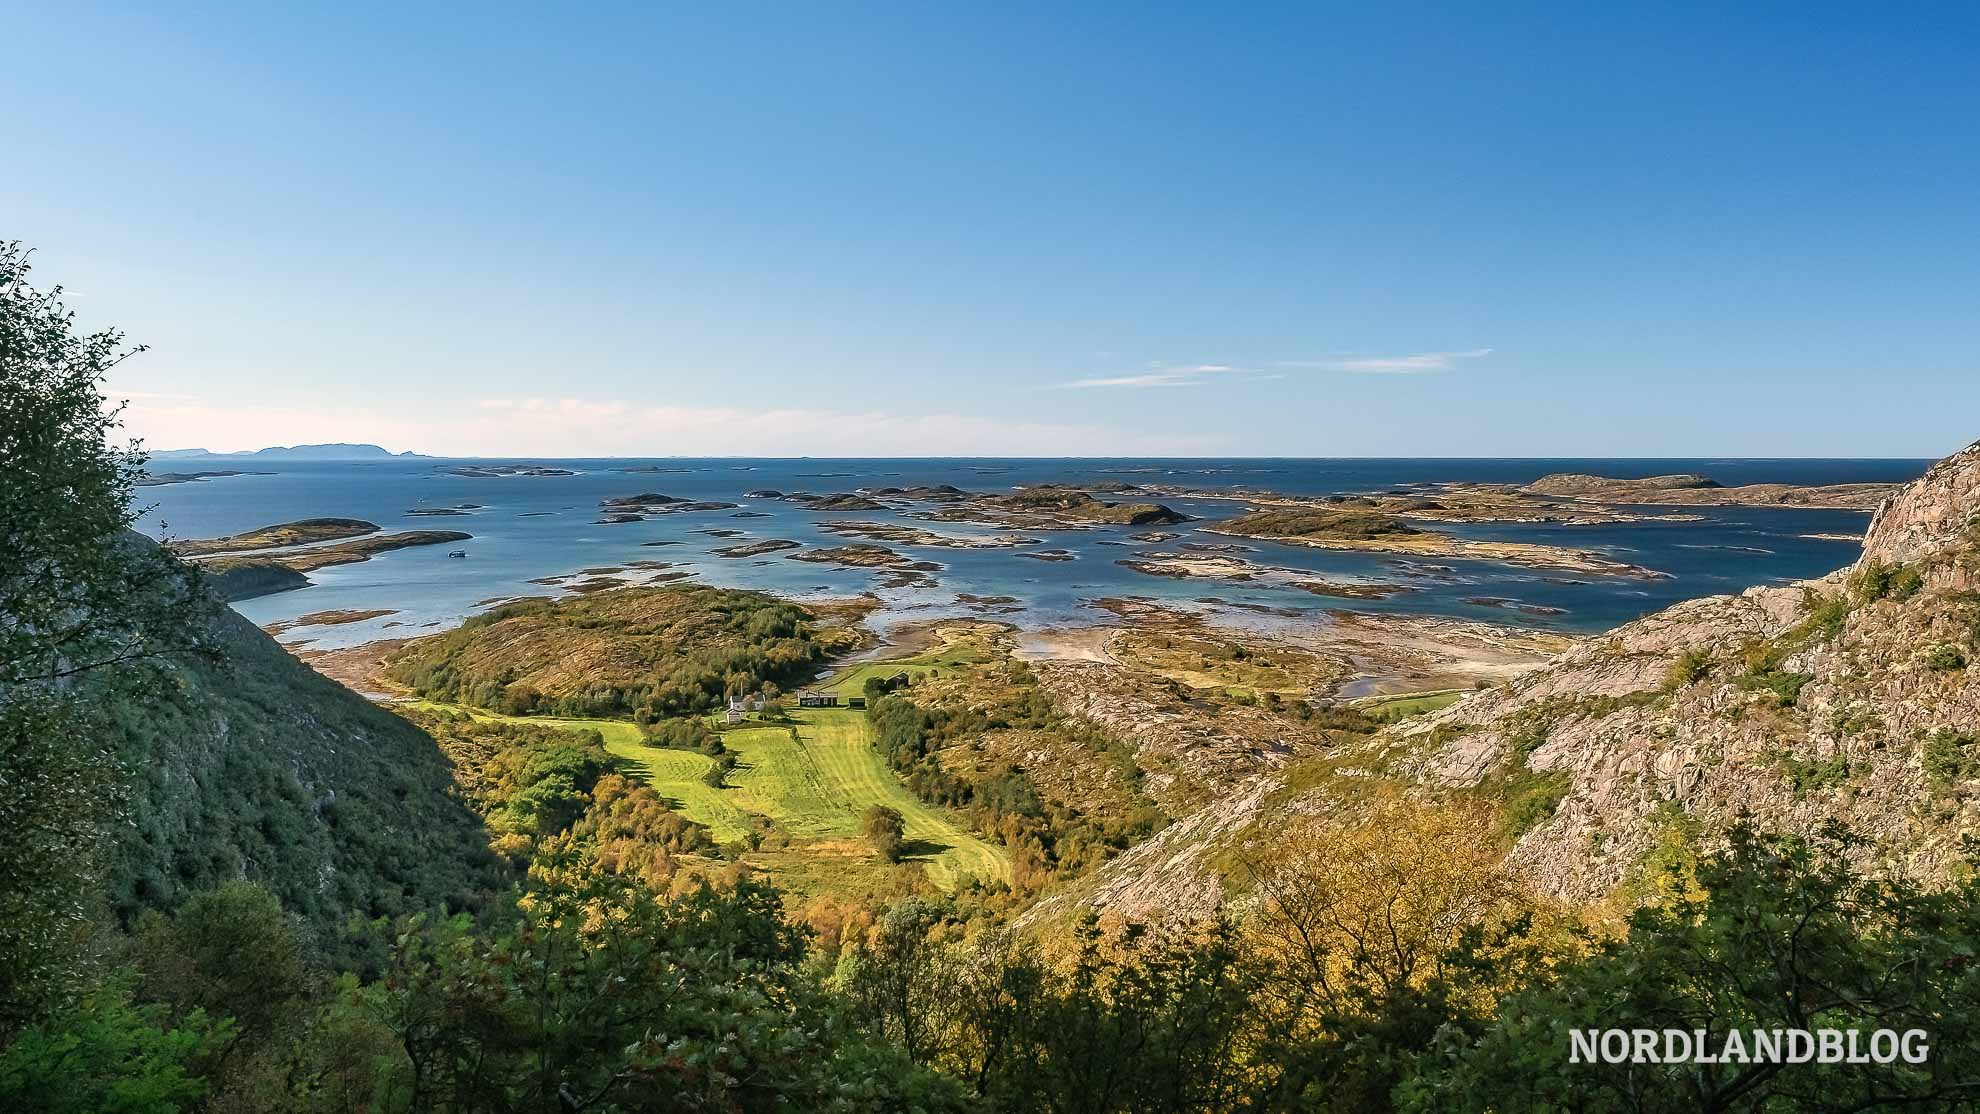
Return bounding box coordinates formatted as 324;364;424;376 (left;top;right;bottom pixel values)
1396;440;1980;901
1050;442;1980;923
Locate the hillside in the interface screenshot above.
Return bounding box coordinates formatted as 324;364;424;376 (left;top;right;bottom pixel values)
1405;440;1979;899
199;558;310;600
96;540;504;938
383;585;867;718
1050;441;1980;924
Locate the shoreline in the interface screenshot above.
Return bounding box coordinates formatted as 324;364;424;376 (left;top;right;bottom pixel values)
1200;525;1671;580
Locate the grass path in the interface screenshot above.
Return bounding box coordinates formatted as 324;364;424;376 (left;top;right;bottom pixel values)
405;699;1007;887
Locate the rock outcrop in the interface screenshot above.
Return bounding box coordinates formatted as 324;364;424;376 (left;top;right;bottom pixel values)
1524;472;1896;509
1053;442;1980;923
1398;440;1980;901
1859;441;1980;572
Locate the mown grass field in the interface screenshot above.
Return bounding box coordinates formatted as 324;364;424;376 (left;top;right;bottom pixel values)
1353;689;1468;722
820;626;1000;700
404;687;1008;889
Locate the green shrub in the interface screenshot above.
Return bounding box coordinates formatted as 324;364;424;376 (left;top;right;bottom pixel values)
1925;644;1968;672
1501;769;1571;838
1851;560;1923;602
1776;753;1850;796
1797;589;1852;640
1739;669;1813;709
1665;648;1713;690
1922;729;1980;790
861;805;907;862
646;716;722;753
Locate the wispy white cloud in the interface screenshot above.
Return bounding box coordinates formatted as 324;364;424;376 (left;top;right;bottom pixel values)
115;392;1226;457
1059;348;1491;388
1280;348;1494;374
1057;363;1252;390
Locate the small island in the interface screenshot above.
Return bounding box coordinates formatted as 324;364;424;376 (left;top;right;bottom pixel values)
1117;551;1413;599
924;484;1189;528
171;517;380;557
595;493;740;522
761;491;893;511
1209;508;1670;579
817;520;1042;550
175;519;473;594
137;468;273;487
786;543;942;588
712;539;804;558
1523;472;1894;509
273;531;475;572
444;464;581;478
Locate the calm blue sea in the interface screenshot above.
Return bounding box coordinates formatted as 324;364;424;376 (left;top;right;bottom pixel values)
134;457;1929;650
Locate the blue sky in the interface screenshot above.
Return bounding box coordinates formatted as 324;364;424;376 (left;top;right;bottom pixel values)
9;3;1978;457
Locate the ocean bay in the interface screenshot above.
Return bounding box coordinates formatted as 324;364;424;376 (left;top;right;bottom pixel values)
135;456;1921;651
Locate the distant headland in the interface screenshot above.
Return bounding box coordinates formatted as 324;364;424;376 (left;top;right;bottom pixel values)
150;442;428;461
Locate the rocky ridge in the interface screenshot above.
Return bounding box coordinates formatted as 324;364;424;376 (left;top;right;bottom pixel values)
1050;441;1980;922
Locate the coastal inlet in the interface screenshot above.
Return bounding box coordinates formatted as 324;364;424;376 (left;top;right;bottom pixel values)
135;456;1913;652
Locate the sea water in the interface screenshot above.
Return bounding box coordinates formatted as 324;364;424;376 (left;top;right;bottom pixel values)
133;457;1927;651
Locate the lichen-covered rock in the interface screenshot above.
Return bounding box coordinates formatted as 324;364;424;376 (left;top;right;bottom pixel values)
1861;442;1980;566
1054;440;1980;925
1402;439;1980;902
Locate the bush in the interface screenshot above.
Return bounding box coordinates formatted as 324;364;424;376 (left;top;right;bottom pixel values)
1851;560;1923;603
1404;828;1980;1112
647;716;722;754
1777;752;1851;796
1664;648;1714;690
1739;669;1813;708
1798;589;1853;640
1500;769;1571;838
1925;644;1968;672
862;806;908;863
1922;729;1979;791
0;979;227;1114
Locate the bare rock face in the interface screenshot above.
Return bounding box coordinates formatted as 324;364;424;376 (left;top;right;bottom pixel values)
1859;440;1980;572
1398;439;1980;903
1046;442;1980;926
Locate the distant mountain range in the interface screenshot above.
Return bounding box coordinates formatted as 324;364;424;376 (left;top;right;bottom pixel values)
150;443;428;460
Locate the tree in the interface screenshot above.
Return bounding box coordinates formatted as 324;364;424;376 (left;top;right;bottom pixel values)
0;977;228;1114
1247;797;1541;1023
1403;826;1980;1112
0;241;205;688
0;241;208;1032
133;881;312;1059
863;805;908;863
368;854;967;1112
1241;796;1570;1110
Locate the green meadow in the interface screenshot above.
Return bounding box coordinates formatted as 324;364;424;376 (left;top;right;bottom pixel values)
818;631;999;700
1354;688;1467;722
406;661;1009;890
